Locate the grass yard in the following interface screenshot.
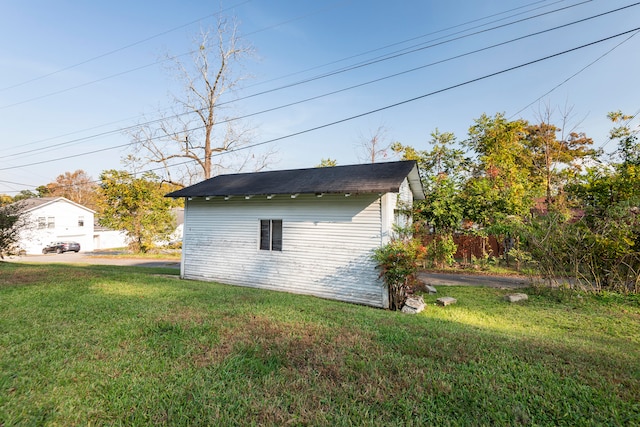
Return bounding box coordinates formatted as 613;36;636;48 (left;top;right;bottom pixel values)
1;263;639;426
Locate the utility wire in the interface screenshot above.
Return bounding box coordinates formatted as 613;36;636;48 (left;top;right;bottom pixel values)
197;27;640;161
0;0;589;153
0;1;352;110
4;27;636;178
247;0;568;88
215;0;604;107
2;5;627;162
0;1;583;114
0;1;253;92
511;29;640;118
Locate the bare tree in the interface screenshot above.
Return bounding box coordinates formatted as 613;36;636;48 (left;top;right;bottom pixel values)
356;126;391;163
128;16;275;186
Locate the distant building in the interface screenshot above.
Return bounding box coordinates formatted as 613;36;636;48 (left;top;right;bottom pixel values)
16;197;95;254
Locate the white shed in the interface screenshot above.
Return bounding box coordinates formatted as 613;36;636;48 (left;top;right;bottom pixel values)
166;161;424;308
17;197;95;254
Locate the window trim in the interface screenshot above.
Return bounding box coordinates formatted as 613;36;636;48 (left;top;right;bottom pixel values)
259;219;282;252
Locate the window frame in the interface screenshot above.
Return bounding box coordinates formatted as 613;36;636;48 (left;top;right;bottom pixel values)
259;219;283;252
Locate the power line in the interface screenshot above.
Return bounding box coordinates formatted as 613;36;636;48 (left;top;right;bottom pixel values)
203;27;640;158
0;1;584;113
0;1;353;111
2;19;637;174
0;0;592;153
0;52;191;111
3;27;638;193
3;6;629;165
0;1;253;93
247;0;567;89
511;29;640;118
220;0;602;107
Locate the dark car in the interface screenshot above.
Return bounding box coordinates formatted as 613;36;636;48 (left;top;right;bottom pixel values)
42;241;80;254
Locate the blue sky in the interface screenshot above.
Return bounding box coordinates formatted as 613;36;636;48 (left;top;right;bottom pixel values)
1;0;639;194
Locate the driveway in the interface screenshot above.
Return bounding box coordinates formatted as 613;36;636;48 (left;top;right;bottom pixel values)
418;271;530;289
8;255;529;287
6;253;180;269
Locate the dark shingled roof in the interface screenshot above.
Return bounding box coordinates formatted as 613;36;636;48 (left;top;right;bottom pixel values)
166;160;424;199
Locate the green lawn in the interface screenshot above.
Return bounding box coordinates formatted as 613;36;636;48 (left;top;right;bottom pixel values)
1;263;639;426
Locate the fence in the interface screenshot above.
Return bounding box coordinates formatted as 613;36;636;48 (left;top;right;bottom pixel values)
422;234;503;263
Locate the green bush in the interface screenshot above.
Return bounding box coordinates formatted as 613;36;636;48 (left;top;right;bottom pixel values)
522;204;640;293
372;239;420;310
425;234;457;268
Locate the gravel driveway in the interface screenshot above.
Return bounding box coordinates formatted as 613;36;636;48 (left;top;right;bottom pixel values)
8;255;529;287
418;271;530;289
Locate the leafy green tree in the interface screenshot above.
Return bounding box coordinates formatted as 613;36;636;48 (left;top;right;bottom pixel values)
568;111;639;211
393;129;468;234
393;130;468;267
98;170;180;253
12;190;38;202
316;158;337;167
462;113;540;227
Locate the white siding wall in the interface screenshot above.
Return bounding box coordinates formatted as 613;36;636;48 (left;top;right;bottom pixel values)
21;201;94;254
382;178;415;241
181;193;389;307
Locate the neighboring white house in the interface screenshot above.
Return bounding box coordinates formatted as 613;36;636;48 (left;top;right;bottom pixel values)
166;161;424;308
17;197;95;254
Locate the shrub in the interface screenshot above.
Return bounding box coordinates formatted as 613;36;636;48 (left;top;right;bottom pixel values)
425;234;457;268
372;239;421;310
521;204;640;293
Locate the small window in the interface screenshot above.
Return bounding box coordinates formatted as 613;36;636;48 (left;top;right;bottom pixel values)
78;216;84;227
47;217;55;229
260;219;282;251
37;217;46;229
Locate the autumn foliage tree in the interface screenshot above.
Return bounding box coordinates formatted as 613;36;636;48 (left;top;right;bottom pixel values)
40;170;99;210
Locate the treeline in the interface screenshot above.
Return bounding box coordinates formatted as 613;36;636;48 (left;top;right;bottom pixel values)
392;111;639;294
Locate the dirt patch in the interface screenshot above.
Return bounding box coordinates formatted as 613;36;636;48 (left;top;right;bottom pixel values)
192;314;376;379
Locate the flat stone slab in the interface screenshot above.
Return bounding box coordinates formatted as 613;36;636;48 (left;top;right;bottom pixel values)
436;296;457;306
402;296;426;314
425;285;437;294
504;293;529;303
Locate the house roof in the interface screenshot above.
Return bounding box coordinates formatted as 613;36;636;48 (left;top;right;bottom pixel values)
166;160;425;200
17;197;96;214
